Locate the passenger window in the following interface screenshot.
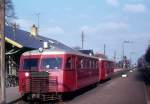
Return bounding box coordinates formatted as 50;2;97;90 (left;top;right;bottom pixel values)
77;58;81;69
89;60;92;69
66;57;72;69
80;59;84;69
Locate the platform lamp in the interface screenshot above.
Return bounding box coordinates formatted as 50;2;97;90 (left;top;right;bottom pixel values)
130;52;135;65
122;40;133;68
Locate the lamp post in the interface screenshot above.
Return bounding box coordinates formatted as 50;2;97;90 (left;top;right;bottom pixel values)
0;0;6;103
81;31;84;49
130;52;135;65
122;40;133;68
104;44;106;55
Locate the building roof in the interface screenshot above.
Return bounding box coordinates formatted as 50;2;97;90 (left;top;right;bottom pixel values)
5;26;74;52
94;53;108;59
78;49;94;56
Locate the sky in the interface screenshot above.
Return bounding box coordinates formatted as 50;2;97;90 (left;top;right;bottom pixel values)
13;0;150;63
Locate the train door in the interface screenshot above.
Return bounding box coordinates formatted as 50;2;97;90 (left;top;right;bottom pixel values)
98;60;101;81
76;56;87;88
101;61;106;80
63;55;76;92
105;61;109;79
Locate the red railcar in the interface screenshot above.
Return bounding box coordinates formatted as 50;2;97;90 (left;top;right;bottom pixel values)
19;48;99;100
98;59;115;80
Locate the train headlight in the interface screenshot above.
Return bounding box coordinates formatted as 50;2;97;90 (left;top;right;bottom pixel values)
39;47;43;53
25;72;30;77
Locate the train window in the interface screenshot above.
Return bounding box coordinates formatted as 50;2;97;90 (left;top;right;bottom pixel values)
84;58;88;69
93;61;96;69
65;57;72;69
80;59;84;69
96;61;98;69
92;60;95;69
77;58;80;69
41;58;62;69
87;59;90;68
89;60;92;69
23;58;39;70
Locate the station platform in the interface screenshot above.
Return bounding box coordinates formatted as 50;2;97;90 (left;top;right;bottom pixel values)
6;86;21;104
66;69;147;104
0;86;20;104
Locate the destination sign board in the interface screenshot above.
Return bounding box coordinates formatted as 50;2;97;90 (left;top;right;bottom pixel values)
31;72;49;78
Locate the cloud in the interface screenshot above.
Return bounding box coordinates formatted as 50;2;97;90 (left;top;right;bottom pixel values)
123;4;147;13
40;26;64;35
79;14;91;19
103;22;128;30
14;19;34;31
64;7;73;13
14;18;64;36
106;0;119;6
81;25;98;34
81;21;128;34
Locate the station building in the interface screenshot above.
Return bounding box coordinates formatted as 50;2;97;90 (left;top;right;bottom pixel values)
5;24;72;86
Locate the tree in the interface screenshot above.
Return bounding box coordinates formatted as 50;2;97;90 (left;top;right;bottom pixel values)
5;0;16;25
145;46;150;63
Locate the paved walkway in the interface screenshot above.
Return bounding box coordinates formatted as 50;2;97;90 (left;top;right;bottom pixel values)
5;86;21;104
66;70;147;104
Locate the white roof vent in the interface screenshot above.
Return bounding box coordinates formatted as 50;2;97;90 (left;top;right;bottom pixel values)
48;40;55;44
43;42;49;49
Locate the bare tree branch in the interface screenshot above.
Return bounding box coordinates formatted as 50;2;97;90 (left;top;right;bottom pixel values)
5;0;16;25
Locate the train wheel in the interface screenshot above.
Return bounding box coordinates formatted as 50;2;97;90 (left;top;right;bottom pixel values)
22;94;31;102
22;94;28;102
62;92;75;101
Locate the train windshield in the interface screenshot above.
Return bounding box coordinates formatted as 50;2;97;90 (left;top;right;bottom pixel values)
23;58;39;70
41;58;62;70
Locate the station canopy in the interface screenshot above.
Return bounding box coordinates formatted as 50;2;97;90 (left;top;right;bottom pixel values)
5;26;75;52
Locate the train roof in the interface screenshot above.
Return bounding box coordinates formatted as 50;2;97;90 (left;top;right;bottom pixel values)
22;47;98;59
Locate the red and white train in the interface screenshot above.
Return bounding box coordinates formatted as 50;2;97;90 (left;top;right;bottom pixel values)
19;48;114;101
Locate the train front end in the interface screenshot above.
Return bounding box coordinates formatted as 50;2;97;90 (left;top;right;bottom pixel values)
19;50;66;100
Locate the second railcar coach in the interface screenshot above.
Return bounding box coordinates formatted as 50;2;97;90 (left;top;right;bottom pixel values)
98;59;115;81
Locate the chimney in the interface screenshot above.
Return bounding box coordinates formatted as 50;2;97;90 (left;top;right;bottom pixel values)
31;24;38;36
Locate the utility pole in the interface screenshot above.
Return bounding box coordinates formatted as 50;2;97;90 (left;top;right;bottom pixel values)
122;40;133;68
81;31;84;49
0;0;6;104
104;44;106;55
114;50;116;62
